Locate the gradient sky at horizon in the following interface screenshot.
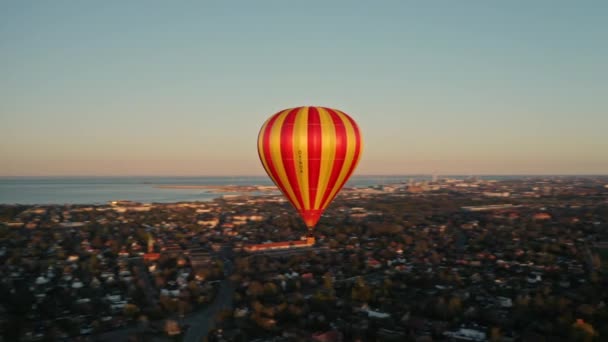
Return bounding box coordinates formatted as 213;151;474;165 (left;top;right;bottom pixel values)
1;1;607;176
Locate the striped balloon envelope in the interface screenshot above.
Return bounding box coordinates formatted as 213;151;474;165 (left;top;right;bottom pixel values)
257;106;363;231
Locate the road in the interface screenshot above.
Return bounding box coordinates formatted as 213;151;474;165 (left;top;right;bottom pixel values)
134;257;158;307
97;250;235;342
182;248;235;342
182;274;234;342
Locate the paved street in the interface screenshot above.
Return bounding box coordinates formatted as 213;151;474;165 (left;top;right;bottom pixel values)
182;275;234;342
97;252;234;342
182;249;235;342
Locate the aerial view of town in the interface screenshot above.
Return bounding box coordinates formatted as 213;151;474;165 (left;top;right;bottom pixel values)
2;177;607;341
2;1;607;341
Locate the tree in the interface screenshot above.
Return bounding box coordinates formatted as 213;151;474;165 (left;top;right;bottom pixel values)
246;281;264;298
435;297;447;319
591;253;602;270
351;277;372;303
177;300;191;317
490;327;502;342
533;293;546;311
402;234;414;245
288;303;304;318
414;240;428;254
323;273;334;291
214;309;232;324
123;304;140;319
263;282;278;296
159;295;177;313
429;251;441;264
516;294;530;308
381;278;393;297
448;297;463;317
252;301;264;314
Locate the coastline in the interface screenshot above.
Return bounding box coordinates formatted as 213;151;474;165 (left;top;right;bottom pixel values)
3;175;605;205
154;185;277;193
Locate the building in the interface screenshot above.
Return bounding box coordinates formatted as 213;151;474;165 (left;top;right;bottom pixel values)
143;236;160;261
462;204;520;212
244;236;315;252
533;212;552;220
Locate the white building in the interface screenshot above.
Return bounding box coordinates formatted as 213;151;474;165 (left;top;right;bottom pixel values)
444;327;487;341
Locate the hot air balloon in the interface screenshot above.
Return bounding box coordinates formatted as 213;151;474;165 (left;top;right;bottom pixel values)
258;106;363;235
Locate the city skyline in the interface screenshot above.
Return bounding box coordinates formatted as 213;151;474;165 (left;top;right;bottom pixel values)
1;1;607;176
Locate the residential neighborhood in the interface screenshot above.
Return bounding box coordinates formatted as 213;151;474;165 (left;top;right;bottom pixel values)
1;176;607;341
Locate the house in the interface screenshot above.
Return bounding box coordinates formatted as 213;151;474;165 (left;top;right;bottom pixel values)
533;213;552;220
497;296;513;308
367;258;382;269
527;273;542;284
144;252;160;261
312;330;343;342
364;308;391;319
198;218;219;227
444;327;487;341
234;307;249;318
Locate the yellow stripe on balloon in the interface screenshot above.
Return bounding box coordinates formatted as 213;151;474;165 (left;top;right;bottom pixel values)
321;110;358;209
269;110;302;210
293;107;310;210
314;107;336;209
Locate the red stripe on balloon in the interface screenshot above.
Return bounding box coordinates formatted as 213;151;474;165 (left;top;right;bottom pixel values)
332;113;362;197
318;108;347;209
307;107;321;210
280;108;305;210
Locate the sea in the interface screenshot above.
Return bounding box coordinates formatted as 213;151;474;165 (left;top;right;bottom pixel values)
0;175;523;205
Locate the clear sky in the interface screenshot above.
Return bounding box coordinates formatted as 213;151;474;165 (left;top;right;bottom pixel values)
1;1;607;176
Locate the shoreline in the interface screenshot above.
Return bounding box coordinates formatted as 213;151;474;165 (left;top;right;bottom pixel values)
154;185;278;193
